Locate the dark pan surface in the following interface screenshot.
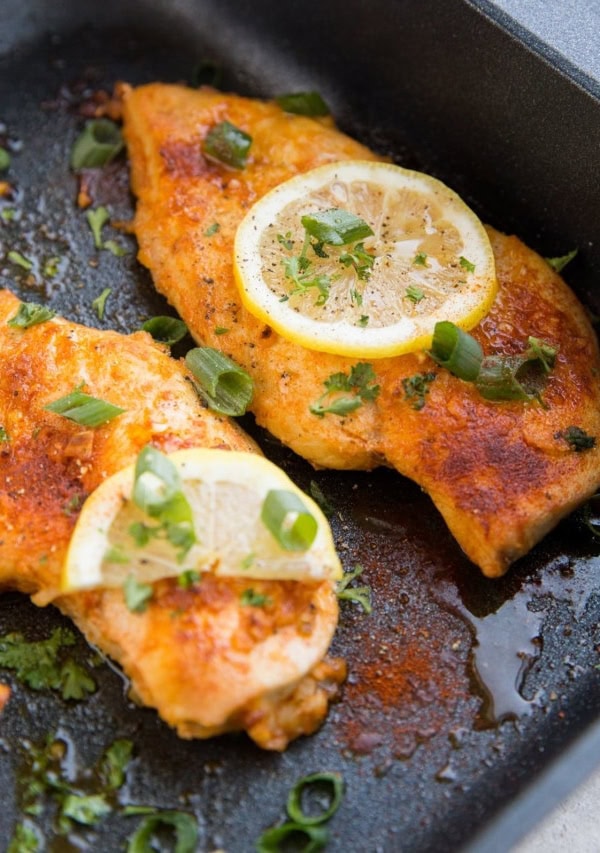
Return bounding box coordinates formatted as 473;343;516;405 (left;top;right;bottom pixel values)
1;4;599;851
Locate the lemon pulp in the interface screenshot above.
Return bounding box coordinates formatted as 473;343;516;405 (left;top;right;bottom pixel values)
234;160;497;358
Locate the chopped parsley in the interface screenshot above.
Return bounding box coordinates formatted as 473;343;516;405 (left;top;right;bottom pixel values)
86;206;109;249
413;252;428;266
545;248;578;273
339;241;375;280
8;250;33;270
100;739;134;791
92;287;112;320
402;371;436;410
123;574;153;613
277;231;294;251
240;588;271;607
0;147;10;171
358;314;369;326
310;362;380;418
202;120;252;169
405;284;425;304
203;222;220;237
178;569;200;588
0;628;96;701
459;256;476;273
557;426;596;452
335;565;372;614
43;256;60;278
214;326;229;335
61;793;112;826
8;302;55;329
0;427;9;442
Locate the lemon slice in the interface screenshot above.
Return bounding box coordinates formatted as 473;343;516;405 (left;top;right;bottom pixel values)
234;160;497;358
62;448;341;593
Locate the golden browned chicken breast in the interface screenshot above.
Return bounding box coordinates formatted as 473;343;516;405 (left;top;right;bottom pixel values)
122;82;600;577
0;289;342;749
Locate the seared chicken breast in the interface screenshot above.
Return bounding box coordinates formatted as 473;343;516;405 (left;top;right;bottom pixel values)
0;289;342;749
122;83;600;577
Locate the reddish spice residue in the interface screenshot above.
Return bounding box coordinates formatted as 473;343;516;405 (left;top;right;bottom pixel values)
160;141;213;179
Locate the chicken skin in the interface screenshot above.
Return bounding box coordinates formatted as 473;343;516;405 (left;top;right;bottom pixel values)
122;83;600;577
0;289;342;749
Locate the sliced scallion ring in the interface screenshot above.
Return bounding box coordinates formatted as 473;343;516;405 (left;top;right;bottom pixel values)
202;120;252;169
429;321;483;381
142;316;188;346
261;489;318;552
255;822;329;853
45;388;125;427
287;772;344;826
70;119;124;170
185;347;253;416
301;208;373;247
275;91;330;117
125;809;198;853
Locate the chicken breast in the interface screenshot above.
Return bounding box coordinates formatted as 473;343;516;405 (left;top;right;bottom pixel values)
0;289;342;749
122;82;600;577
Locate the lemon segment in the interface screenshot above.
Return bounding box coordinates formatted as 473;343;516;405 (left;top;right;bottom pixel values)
234;160;497;358
62;448;341;593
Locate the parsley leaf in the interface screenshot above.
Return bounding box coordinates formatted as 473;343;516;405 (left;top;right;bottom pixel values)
92;288;112;320
310;362;380;417
240;589;272;607
405;285;425;304
557;425;596;452
60;660;97;701
336;565;372;614
8;302;55;329
123;574;153;613
545;248;578;273
86;206;110;250
99;739;134;791
402;371;436;410
61;793;111;826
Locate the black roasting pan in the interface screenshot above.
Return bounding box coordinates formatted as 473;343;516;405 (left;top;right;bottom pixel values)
1;1;599;850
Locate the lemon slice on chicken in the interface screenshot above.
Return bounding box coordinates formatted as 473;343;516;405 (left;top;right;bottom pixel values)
62;447;341;592
234;160;497;357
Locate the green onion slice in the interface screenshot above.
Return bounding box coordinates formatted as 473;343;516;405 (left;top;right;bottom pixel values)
142;316;188;346
276;91;330;117
256;822;328;853
125;810;198;853
185;347;253;416
202;120;252;169
70;119;124;170
8;250;33;270
429;321;483;382
92;288;111;321
45;388;125;427
287;772;344;826
261;490;318;552
8;302;55;329
475;356;532;401
133;446;190;521
301;208;373;247
0;147;10;171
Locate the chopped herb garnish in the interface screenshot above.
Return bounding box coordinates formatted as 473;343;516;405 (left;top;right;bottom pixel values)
358;314;369;326
557;426;596;452
8;302;55;329
459;256;476;273
59;659;96;700
123;574;153;613
86;206;110;249
8;250;33;270
61;793;111;826
45;387;125;427
0;627;96;700
402;371;436;410
429;321;483;382
277;232;294;251
545;248;578;273
7;821;39;853
276;91;330;117
405;284;425;304
125;810;198;853
1;207;16;222
92;287;112;320
0;427;9;442
413;252;428;266
301;208;373;247
178;569;200;588
335;565;372;614
339;241;374;280
214;326;229;335
0;147;10;171
256;823;329;853
142;315;188;346
203;120;252;169
103;239;128;257
240;588;272;607
70;119;124;170
203;222;220;237
309;481;334;517
100;738;134;791
261;489;318;551
310;362;380;417
287;772;344;826
241;553;255;570
186;347;254;416
43;256;60;278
